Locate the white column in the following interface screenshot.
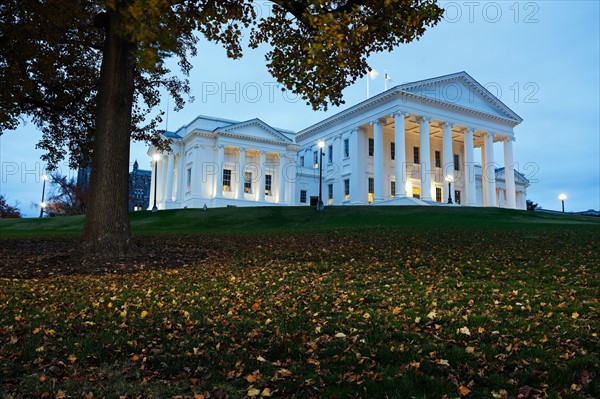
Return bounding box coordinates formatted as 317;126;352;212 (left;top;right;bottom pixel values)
238;148;246;200
334;135;344;204
148;156;157;210
278;153;286;204
257;150;266;202
419;116;433;201
349;128;361;204
215;144;224;198
481;139;488;206
372;119;384;201
159;157;168;203
503;137;517;208
175;150;185;202
192;146;201;196
165;152;175;203
484;132;497;207
464;127;477;206
394;111;407;197
442;122;454;201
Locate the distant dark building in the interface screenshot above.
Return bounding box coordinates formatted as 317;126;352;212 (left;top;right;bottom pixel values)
76;160;152;212
128;160;152;211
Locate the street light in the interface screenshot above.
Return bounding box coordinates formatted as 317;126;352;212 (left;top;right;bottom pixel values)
559;193;567;213
317;140;325;211
445;175;454;204
39;174;48;217
152;153;160;212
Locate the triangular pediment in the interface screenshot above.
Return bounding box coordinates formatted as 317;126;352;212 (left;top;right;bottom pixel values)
399;72;522;123
215;118;292;143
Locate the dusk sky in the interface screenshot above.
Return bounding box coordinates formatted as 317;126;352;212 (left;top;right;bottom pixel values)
1;1;598;216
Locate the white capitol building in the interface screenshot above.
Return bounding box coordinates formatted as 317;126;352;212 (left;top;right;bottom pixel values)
148;72;530;210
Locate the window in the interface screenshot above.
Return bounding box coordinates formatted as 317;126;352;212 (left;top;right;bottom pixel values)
454;154;460;171
413;146;420;163
436;187;442;202
368;177;374;203
454;190;461;205
313;151;319;168
344;179;350;201
391;142;395;160
328;145;333;163
344;138;349;158
368;138;374;157
300;156;305;167
186;168;192;193
391;181;396;198
222;169;231;191
435;151;441;168
265;174;272;195
244;172;252;193
300;190;307;203
328;184;333;204
412;186;421;199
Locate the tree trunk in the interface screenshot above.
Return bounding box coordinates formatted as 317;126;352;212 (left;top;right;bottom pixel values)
80;9;135;258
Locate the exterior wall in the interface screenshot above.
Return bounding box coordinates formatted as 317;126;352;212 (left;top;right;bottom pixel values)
149;74;529;210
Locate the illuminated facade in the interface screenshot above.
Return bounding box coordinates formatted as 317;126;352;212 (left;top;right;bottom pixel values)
149;72;529;210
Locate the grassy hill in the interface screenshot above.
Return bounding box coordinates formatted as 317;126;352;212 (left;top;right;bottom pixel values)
1;206;598;398
1;205;598;237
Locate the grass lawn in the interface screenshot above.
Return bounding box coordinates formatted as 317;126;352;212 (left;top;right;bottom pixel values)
0;206;598;398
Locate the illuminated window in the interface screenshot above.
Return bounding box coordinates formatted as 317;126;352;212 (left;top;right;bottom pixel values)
300;190;307;203
328;145;333;163
344;179;350;201
435;151;441;168
436;187;442;202
391;142;395;160
328;183;333;204
186;168;192;193
313;151;318;168
413;146;420;164
391;181;396;198
344;139;349;158
454;154;460;171
300;156;305;167
368;138;374;157
368;177;374;203
412;186;421;199
265;174;272;195
244;172;252;193
222;169;231;191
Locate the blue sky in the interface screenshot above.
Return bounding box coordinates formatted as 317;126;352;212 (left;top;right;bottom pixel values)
1;0;598;216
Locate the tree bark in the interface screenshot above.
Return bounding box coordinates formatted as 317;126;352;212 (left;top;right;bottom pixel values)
80;9;135;258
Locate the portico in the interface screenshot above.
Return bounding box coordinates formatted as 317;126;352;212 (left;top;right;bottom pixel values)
295;72;527;209
149;117;298;210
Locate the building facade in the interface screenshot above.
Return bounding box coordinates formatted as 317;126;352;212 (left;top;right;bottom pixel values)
128;160;152;211
149;72;529;210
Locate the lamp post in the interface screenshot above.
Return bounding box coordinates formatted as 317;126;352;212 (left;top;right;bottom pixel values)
559;193;567;213
317;140;325;211
39;174;48;217
152;154;160;212
445;175;454;204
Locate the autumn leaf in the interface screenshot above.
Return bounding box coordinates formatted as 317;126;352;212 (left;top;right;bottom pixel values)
140;310;148;318
459;326;471;336
427;311;437;320
68;355;77;363
56;390;67;399
459;385;471;396
571;312;579;319
247;387;261;397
